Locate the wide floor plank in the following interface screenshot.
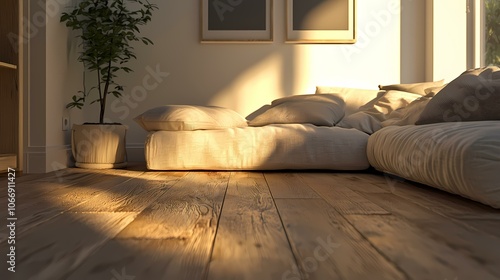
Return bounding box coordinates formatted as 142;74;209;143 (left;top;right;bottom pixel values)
355;192;500;278
373;178;500;236
208;172;296;280
0;174;134;243
69;172;185;213
348;214;498;280
265;173;319;198
274;198;405;280
115;172;229;279
0;212;137;280
299;173;389;215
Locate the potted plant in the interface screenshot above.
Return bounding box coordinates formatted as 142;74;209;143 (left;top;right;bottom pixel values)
61;0;157;169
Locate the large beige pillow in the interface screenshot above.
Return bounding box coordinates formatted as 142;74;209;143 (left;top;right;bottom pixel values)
248;94;345;127
416;66;500;125
379;80;445;96
134;105;247;131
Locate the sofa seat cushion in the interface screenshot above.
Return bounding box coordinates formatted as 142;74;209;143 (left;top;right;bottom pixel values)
367;121;500;208
146;124;370;171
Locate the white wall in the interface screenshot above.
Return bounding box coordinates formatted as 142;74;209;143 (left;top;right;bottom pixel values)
26;0;403;171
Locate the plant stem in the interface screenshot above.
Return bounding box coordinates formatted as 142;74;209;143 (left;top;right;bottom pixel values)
101;59;112;124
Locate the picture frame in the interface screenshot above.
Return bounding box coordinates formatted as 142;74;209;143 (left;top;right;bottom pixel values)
201;0;273;43
286;0;356;44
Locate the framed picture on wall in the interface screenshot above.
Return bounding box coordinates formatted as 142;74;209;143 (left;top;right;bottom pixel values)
201;0;273;42
286;0;356;43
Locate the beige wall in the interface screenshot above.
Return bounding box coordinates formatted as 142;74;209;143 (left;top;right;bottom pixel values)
28;0;443;171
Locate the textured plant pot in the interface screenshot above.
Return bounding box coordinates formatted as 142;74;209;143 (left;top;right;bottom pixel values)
71;124;127;169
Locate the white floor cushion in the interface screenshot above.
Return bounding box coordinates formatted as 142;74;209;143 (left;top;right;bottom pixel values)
367;121;500;208
146;124;370;171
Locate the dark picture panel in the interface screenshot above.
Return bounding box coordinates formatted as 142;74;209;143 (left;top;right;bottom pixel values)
208;0;267;31
293;0;349;30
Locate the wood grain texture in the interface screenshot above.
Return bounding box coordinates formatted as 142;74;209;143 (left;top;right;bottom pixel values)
348;214;499;280
208;172;296;280
0;212;137;280
373;178;500;236
265;172;320;198
355;192;500;278
69;172;185;213
274;198;405;280
299;173;389;215
115;172;229;279
67;239;206;280
0;173;134;243
1;169;499;279
331;173;389;193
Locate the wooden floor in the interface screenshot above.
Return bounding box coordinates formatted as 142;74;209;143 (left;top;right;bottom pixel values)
1;165;500;280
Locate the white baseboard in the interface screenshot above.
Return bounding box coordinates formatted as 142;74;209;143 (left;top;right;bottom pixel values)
25;144;145;173
25;145;72;173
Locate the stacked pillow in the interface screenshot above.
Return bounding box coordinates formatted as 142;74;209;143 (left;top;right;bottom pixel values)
134;105;247;131
247;94;345;127
316;80;444;134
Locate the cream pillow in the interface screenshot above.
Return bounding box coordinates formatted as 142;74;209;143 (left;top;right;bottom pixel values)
363;90;422;121
315;86;384;116
248;95;345;127
333;90;420;134
382;96;431;127
336;112;383;134
379;80;445;96
134;105;248;131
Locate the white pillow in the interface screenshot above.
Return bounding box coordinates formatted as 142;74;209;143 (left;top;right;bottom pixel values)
248;94;345;127
382;97;431;127
315;86;383;116
378;80;445;96
134;105;247;131
336;111;383;134
334;90;420;134
364;90;422;120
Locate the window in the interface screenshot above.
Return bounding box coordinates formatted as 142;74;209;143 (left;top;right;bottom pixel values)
484;0;500;65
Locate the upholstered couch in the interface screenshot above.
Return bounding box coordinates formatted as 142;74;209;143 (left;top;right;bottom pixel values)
135;67;500;208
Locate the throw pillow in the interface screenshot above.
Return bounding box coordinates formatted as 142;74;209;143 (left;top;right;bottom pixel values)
382;96;431;127
379;80;445;96
333;90;420;134
134;105;248;131
363;90;422;121
416;66;500;125
315;86;384;116
248;94;345;127
336;111;383;134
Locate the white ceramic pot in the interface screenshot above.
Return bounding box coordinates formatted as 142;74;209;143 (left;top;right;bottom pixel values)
71;124;127;169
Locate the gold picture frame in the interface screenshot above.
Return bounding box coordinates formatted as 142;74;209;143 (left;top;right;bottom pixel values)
286;0;356;44
201;0;273;43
